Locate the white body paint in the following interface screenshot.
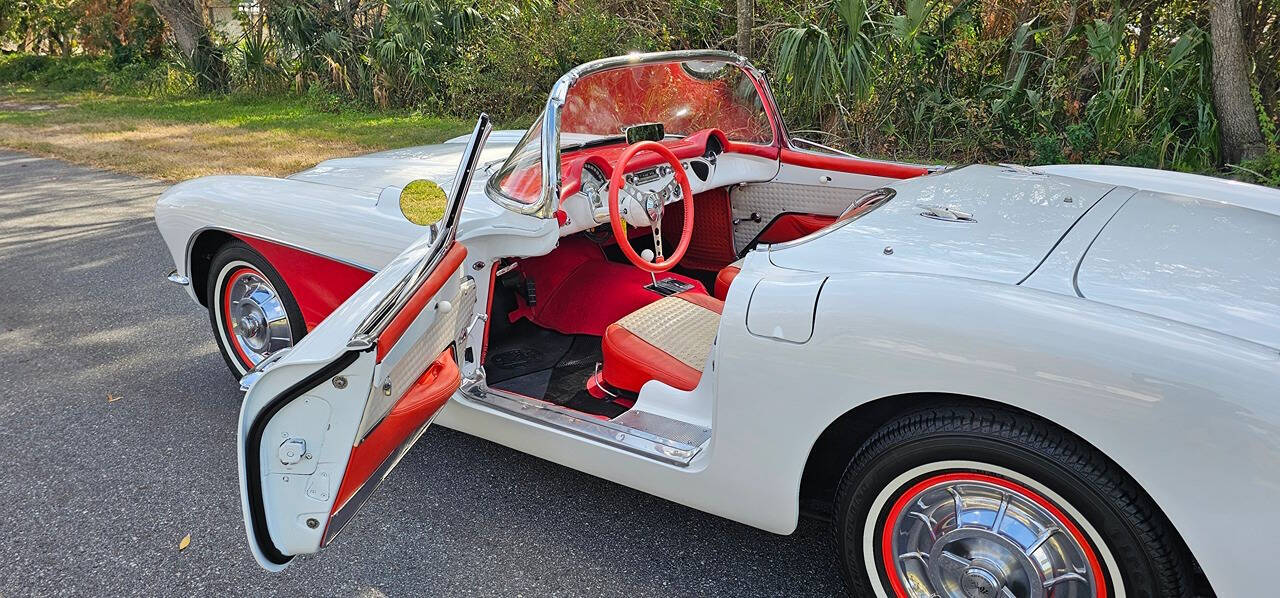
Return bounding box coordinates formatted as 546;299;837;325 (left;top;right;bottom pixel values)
154;57;1280;596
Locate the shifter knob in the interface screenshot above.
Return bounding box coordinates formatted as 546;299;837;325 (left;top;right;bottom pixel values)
640;249;655;262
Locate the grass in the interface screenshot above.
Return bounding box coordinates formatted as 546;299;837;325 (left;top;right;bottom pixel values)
0;87;475;181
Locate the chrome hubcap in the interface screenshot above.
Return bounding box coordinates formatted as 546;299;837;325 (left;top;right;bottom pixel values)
224;270;293;366
888;477;1098;598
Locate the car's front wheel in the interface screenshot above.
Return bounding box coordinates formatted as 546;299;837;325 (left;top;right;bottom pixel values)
835;406;1193;598
206;241;305;377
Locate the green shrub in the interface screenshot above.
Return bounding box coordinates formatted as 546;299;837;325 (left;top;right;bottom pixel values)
0;55;109;91
1031;135;1064;165
0;54;56;83
0;53;175;95
1065;124;1096;161
1234;152;1280;186
440;0;655;121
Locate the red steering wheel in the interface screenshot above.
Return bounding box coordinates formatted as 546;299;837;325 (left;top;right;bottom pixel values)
607;141;695;273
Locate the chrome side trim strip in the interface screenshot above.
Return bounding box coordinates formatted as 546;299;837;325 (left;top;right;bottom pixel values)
459;378;707;467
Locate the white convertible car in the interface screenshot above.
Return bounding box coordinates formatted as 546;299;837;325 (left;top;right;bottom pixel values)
155;51;1280;597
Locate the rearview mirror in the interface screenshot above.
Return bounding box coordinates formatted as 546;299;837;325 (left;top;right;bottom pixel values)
625;122;665;144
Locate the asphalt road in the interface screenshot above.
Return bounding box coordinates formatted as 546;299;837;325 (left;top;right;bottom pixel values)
0;150;847;597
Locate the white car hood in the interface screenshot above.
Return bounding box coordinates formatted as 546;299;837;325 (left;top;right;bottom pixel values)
767;164;1116;284
286;134;523;195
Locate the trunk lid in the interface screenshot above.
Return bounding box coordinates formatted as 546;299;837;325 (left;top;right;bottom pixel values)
768;164;1116;284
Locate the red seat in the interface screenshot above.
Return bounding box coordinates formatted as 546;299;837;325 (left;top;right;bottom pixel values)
714;259;742;300
713;213;835;300
756;213;836;244
600;292;723;393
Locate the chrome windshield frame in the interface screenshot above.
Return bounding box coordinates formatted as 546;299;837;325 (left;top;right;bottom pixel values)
485;50;782;219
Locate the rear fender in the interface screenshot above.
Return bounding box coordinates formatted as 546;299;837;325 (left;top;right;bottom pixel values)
715;269;1278;597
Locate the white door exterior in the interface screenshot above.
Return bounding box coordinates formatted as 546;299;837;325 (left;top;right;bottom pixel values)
236;116;491;570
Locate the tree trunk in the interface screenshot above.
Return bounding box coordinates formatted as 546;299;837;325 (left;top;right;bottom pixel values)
1136;2;1153;55
1209;0;1266;163
736;0;753;59
151;0;229;93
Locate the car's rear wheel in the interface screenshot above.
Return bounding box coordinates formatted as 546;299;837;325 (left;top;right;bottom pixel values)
207;241;305;377
835;406;1193;598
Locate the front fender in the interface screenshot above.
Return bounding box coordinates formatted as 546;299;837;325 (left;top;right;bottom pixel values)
716;270;1279;597
154;175;423;298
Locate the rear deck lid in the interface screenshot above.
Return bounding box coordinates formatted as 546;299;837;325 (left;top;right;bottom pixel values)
1076;190;1280;349
768;165;1115;284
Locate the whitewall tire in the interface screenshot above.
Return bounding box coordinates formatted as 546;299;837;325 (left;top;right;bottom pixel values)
833;406;1195;598
206;241;305;377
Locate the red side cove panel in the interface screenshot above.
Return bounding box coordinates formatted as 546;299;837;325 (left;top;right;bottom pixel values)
331;348;460;518
779;148;928;179
376;242;468;362
757;213;837;245
236;235;374;330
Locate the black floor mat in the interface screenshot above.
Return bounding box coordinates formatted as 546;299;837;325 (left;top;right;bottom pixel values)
485;320;574;384
486;325;625;417
561;389;629;418
490;369;554;398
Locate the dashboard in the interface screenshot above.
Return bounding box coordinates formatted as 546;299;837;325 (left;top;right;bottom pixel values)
556;128;780;236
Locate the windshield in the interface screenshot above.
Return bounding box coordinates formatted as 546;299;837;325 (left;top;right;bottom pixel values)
488;59;773;206
489;111;546;206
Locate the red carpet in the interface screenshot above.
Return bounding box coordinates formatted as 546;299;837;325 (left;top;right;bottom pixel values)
509;236;707;336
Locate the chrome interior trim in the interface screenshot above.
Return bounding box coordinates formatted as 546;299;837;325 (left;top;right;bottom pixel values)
789;136;857;158
767;187;897;250
459;379;708;467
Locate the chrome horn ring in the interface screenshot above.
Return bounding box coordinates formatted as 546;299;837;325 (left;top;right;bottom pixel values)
885;474;1102;598
223;268;294;367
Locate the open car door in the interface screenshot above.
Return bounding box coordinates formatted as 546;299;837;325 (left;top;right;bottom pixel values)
236;115;491;571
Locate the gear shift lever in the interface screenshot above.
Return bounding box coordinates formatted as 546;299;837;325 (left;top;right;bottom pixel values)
640;249;657;286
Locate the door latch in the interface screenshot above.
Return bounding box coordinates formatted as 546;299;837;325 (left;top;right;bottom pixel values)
278;438;307;465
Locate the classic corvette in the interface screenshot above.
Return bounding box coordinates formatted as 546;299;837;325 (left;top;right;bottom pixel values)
155;50;1280;597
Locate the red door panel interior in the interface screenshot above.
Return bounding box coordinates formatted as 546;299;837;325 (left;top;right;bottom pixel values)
330;348;460;519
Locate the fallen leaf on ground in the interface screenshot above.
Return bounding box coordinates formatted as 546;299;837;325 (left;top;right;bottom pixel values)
178;534;191;551
107;394;122;402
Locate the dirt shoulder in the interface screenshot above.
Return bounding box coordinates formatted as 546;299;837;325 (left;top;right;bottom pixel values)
0;90;474;181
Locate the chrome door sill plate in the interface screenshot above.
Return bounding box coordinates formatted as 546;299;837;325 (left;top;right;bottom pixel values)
461;382;710;466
